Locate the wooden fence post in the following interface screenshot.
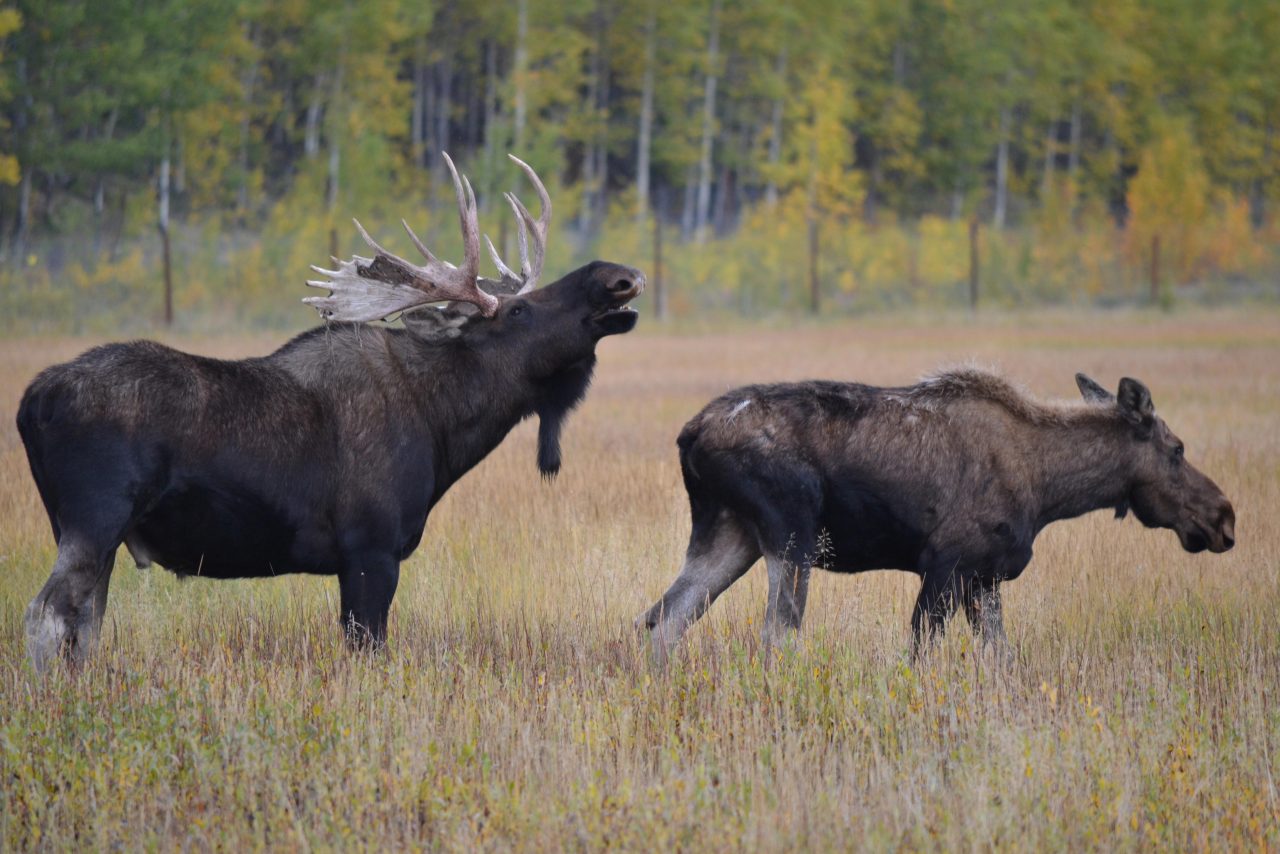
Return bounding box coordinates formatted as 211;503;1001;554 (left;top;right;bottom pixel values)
808;216;820;314
968;216;980;311
652;211;666;320
1149;234;1161;304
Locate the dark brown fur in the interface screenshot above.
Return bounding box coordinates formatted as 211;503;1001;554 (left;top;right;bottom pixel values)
19;261;643;670
638;369;1236;660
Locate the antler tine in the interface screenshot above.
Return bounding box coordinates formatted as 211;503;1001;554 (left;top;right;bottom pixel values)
302;154;501;322
441;151;480;281
508;153;551;234
350;217;428;278
353;219;399;264
505;154;550;293
504;192;531;279
483;233;521;282
401;219;443;267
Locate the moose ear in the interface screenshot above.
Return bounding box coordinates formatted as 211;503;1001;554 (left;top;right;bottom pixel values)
1075;373;1114;403
1117;377;1155;435
402;303;479;340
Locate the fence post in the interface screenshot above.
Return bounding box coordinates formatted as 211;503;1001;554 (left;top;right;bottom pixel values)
968;216;980;311
1149;234;1160;304
652;211;666;320
808;216;820;314
160;224;173;326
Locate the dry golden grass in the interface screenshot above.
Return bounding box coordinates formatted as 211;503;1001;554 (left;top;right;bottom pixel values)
1;309;1278;850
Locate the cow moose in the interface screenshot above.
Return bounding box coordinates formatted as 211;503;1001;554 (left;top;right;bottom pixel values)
19;153;644;670
637;369;1235;662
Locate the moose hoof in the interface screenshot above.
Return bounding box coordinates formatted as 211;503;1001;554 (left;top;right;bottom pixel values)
25;602;73;674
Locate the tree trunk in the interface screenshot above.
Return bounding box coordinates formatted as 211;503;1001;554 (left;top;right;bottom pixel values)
993;105;1010;230
464;63;480;149
304;72;326;159
433;56;453;188
694;0;720;243
14;167;30;266
411;40;427;166
653;194;666;319
595;67;610;235
713;163;732;236
109;190;127;262
765;48;787;209
969;216;980;311
1067;100;1082;185
238;53;260;215
579;7;603;237
514;0;529;153
1040;115;1056;201
1149;234;1161;304
635;2;656;221
158;150;173;326
483;39;500;217
808;215;820;314
327;65;344;211
681;164;697;241
93;107;118;257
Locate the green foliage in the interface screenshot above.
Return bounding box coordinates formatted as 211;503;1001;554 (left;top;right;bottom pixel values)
0;0;1277;329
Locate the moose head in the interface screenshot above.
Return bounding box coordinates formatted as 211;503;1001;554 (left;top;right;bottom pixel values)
1076;373;1235;553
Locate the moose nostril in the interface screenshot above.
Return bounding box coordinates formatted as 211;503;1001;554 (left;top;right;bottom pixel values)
609;278;633;292
1222;533;1235;550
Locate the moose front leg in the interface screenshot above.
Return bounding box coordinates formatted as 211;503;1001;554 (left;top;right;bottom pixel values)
911;566;963;659
338;555;400;650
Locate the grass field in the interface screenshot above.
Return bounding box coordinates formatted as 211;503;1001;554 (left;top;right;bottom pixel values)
1;309;1278;850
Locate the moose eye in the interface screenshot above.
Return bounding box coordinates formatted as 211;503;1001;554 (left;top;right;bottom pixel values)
1173;444;1184;460
509;304;526;317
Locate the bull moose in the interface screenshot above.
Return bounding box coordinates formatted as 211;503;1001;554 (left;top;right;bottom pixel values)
638;369;1235;661
19;153;644;670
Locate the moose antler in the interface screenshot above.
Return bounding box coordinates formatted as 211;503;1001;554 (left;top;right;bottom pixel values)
305;152;554;323
483;154;553;294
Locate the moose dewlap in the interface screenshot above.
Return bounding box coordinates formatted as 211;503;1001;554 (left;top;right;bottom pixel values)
638;369;1235;661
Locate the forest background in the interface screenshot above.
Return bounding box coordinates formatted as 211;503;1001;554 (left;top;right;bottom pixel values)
0;0;1277;332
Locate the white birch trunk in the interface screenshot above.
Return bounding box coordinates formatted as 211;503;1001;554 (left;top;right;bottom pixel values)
1067;100;1082;185
993;105;1010;230
765;48;786;209
693;0;720;244
1041;116;1056;200
635;3;656;221
514;0;528;153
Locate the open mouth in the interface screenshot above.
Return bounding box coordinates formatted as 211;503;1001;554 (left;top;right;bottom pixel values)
592;281;643;322
592;303;639;335
595;304;638;320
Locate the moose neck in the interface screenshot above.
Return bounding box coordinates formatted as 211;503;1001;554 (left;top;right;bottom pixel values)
1025;415;1134;531
413;337;594;498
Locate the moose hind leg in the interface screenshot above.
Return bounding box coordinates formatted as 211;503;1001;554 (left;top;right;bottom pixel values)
26;540;118;672
762;543;814;653
338;555;401;651
637;511;759;663
962;577;1013;664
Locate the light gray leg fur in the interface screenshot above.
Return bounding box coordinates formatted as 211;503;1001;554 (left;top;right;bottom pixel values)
25;541;116;672
762;550;811;654
637;513;759;664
